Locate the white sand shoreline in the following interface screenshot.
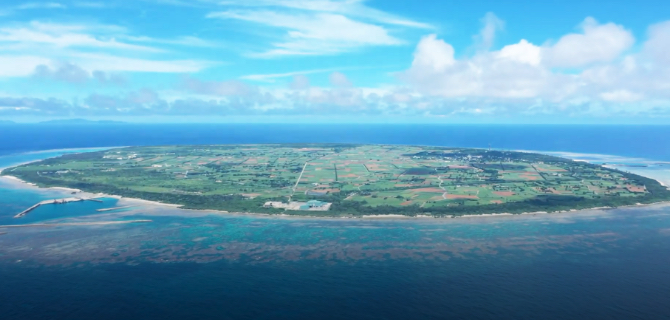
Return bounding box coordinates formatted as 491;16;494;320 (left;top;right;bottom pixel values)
0;146;125;174
3;148;670;222
3;174;670;222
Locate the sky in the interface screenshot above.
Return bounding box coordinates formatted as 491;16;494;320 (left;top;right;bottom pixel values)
1;0;670;123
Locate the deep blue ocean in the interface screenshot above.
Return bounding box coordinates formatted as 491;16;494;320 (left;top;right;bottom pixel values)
3;123;670;160
1;124;670;320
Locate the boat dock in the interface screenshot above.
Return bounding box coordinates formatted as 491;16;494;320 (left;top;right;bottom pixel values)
14;197;105;218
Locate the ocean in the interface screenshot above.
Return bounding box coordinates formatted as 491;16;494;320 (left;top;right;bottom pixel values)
1;124;670;320
3;123;670;160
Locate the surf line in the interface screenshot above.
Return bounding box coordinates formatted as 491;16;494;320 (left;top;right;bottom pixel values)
0;220;152;228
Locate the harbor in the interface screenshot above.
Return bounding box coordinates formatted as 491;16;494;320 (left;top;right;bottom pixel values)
14;197;105;218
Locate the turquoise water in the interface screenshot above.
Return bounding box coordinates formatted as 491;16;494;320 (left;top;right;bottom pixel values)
0;147;112;168
2;202;670;319
0;148;119;225
2;142;670;319
0;191;120;225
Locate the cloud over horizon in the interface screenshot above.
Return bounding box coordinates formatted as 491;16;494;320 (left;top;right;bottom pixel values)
399;16;670;117
1;2;670;122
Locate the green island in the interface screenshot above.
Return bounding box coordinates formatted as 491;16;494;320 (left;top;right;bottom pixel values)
4;144;670;217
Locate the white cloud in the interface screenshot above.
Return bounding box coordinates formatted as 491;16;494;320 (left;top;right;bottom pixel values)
289;75;310;90
0;55;210;78
216;0;432;29
410;34;455;72
73;53;212;73
473;12;504;51
34;62;89;83
543;17;634;68
15;2;66;10
0;56;51;77
122;35;219;48
0;21;215;77
181;77;257;96
497;39;541;66
5;7;670;121
32;61;127;85
329;72;352;87
403;36;552;98
643;20;670;64
0;22;160;52
208;11;402;56
206;0;430;57
241;67;344;82
600;90;643;102
400;14;667;112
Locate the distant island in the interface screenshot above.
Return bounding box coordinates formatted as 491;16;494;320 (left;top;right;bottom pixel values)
38;119;127;124
4;144;670;217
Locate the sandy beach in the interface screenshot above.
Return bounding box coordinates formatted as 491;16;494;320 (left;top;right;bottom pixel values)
1;174;183;209
116;197;183;208
4;172;670;222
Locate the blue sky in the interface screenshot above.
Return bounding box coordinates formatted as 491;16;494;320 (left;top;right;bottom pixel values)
1;0;670;123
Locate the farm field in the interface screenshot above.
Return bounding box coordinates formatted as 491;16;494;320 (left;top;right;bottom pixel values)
4;144;670;217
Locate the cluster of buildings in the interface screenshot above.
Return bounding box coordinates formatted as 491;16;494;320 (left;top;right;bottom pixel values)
263;200;331;211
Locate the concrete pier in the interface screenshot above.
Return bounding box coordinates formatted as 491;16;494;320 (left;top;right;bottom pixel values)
15;203;42;218
14;197;90;218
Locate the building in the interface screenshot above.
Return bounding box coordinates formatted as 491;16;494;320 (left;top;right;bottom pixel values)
299;200;328;210
263;200;331;211
306;191;328;196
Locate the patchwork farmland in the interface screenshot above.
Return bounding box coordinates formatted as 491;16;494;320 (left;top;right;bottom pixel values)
5;144;670;217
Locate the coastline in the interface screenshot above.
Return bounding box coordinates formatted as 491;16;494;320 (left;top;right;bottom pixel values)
518;149;670;187
0;175;183;208
0;146;124;174
3;174;670;222
3;146;670;221
0;146;125;158
0;161;45;176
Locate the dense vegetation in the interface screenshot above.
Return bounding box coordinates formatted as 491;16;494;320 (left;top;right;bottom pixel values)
4;144;670;217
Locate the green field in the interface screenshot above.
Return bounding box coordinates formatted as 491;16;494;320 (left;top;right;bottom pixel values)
4;144;670;217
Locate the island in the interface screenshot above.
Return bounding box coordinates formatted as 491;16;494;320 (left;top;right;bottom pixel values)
3;144;670;217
